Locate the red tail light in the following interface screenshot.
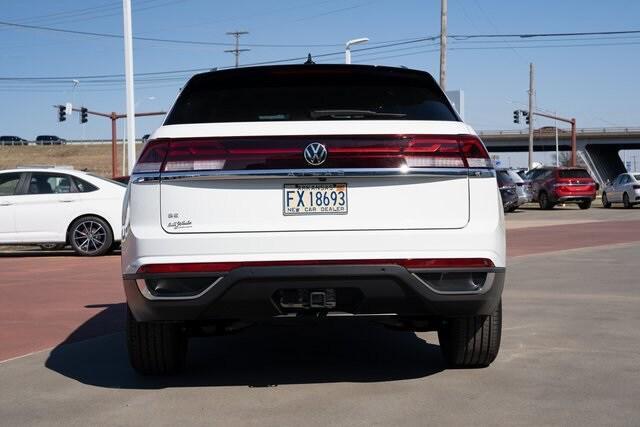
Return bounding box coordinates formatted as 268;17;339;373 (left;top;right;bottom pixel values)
132;135;491;174
136;258;495;274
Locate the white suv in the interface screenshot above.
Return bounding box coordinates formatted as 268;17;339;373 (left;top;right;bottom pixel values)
122;64;505;375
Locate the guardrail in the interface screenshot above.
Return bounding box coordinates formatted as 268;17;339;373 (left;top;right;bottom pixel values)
0;139;144;146
479;127;640;136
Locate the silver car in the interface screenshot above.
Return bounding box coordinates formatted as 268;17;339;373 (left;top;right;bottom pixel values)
602;173;640;208
497;169;530;210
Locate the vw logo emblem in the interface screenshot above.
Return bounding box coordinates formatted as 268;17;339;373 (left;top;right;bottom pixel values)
303;143;328;166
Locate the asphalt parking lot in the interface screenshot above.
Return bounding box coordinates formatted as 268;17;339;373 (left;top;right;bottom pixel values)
1;206;639;426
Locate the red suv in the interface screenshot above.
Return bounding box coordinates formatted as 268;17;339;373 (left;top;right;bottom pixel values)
524;167;597;210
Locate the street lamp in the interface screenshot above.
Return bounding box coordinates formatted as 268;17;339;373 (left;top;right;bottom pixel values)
345;37;369;64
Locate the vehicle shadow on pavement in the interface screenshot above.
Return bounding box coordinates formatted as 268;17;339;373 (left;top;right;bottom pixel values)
45;304;445;389
0;250;121;258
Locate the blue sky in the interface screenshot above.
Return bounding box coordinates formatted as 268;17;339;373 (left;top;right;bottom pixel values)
1;0;639;161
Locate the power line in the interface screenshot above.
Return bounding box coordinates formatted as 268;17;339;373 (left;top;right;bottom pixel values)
5;0;187;28
449;29;640;39
0;19;394;48
0;30;638;90
4;18;640;48
0;37;439;82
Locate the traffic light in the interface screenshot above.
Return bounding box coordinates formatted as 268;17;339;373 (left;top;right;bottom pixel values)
58;105;66;122
513;110;520;124
523;111;530;125
80;107;88;124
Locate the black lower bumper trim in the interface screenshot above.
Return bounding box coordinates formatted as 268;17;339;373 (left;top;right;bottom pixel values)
124;265;505;322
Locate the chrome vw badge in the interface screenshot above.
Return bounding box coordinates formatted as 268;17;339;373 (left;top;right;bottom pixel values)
303;143;328;166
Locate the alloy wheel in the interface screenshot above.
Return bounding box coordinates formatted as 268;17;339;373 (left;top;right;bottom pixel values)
73;220;107;254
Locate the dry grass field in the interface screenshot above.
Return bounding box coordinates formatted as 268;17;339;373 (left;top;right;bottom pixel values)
0;144;140;177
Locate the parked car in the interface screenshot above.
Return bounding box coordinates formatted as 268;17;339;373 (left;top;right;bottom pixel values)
510;169;532;205
514;168;528;180
35;135;66;145
524;167;596;210
122;64;506;375
113;175;130;185
496;169;520;212
602;172;640;208
498;168;530;208
0;168;126;255
0;136;28;146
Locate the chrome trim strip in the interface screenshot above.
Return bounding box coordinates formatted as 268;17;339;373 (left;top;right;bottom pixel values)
468;169;496;178
553;183;595;186
274;312;399;318
161;167;467;180
135;277;224;301
159;167;495;181
412;272;497;295
130;173;161;184
131;168;495;183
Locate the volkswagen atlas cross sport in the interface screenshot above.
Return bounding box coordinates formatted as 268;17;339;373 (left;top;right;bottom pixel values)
122;64;506;375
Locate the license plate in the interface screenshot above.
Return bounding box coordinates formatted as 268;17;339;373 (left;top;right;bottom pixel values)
283;183;348;216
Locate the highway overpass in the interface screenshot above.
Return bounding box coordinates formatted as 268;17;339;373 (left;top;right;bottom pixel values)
479;127;640;183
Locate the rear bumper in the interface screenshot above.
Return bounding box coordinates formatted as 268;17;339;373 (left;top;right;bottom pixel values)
554;195;595;203
552;190;596;202
124;265;505;322
500;191;519;209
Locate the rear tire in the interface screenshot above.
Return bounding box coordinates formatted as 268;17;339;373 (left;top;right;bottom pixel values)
602;193;611;208
126;306;188;375
438;301;502;368
538;192;554;210
623;193;632;209
68;216;113;256
578;200;592;210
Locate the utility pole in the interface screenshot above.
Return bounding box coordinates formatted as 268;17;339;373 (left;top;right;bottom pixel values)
570;118;577;167
439;0;447;90
528;62;535;170
122;0;136;174
555;114;559;167
225;31;250;68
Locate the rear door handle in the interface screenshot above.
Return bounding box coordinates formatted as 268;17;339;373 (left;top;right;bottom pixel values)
59;199;75;203
0;202;12;206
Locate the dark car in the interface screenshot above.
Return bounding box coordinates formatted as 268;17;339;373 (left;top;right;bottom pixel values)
113;175;130;185
35;135;66;145
524;167;596;210
496;168;519;212
0;135;28;146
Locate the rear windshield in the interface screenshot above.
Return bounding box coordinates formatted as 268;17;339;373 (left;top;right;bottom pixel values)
506;170;523;183
496;170;514;186
165;65;459;124
558;169;591;179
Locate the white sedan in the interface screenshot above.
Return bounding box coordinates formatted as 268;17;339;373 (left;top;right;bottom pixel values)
0;168;126;255
602;172;640;208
